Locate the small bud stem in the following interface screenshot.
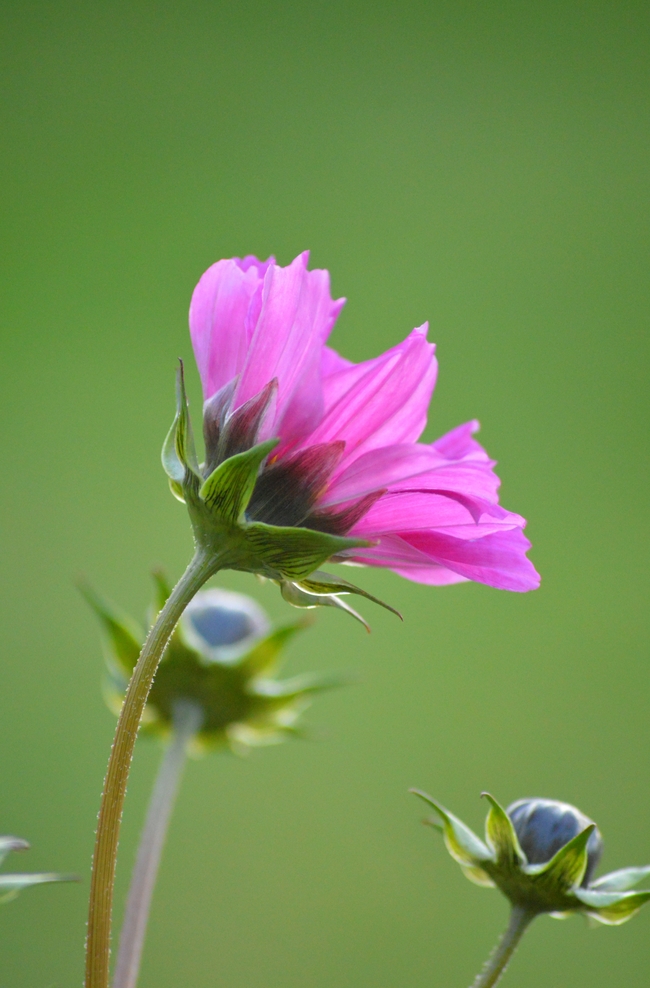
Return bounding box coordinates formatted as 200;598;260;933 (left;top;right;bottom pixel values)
470;906;535;988
85;549;220;988
112;700;203;988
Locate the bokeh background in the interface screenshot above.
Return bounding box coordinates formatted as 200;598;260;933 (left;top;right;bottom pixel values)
1;1;649;985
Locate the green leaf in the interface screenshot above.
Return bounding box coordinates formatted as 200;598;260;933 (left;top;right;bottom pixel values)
280;580;371;631
590;866;650;892
0;837;28;868
199;439;279;524
527;824;595;891
573;887;650;925
238;621;309;677
78;580;142;674
246;524;371;580
298;570;403;621
410;790;493;867
161;361;200;487
0;872;78;905
482;792;525;867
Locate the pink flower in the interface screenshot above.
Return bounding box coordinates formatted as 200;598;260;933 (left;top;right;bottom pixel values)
189;251;539;595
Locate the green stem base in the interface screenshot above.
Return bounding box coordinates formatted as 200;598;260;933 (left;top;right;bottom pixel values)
85;549;218;988
471;907;536;988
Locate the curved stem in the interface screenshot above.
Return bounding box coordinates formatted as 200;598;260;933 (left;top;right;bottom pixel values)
470;906;535;988
112;701;203;988
85;549;218;988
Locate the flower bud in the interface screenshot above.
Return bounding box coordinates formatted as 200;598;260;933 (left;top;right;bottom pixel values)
84;573;344;754
182;589;270;663
507;798;603;886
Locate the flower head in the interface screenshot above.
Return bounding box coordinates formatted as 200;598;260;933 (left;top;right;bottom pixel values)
82;574;343;754
164;252;539;624
411;789;650;925
0;835;76;904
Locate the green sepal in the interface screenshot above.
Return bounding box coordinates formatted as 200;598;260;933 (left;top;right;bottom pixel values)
482;792;526;867
199;439;279;524
590;865;650;892
0;872;78;905
280;580;371;631
298;570;403;621
246;523;372;581
161;361;201;491
0;837;28;867
461;863;497;888
247;670;349;702
78;580;142;675
410;789;493;867
526;824;595;891
573;887;650;925
238;621;310;678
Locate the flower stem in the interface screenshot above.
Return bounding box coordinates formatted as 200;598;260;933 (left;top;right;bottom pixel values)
112;700;203;988
470;906;535;988
85;549;218;988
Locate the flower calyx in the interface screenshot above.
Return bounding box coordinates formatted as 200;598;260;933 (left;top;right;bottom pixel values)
161;362;400;628
82;573;347;755
411;789;650;925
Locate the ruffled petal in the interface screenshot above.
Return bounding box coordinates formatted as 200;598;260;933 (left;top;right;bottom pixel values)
398;528;540;592
189;256;273;400
303;326;437;464
320;424;500;508
235;252;345;443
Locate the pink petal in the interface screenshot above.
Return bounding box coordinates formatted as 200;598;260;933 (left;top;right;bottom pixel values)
189;257;273;401
391;565;469;586
399;529;540;592
301;326;437;464
320;424;500;507
235;252;345;443
321;345;352;377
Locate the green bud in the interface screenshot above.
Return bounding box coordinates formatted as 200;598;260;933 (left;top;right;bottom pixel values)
85;575;346;755
411;789;650;925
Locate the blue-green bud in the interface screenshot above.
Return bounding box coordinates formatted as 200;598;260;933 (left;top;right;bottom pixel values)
83;575;345;755
411;789;650;925
182;589;269;663
507;799;602;886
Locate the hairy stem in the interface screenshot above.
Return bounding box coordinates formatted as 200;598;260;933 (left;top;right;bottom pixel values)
112;700;203;988
85;549;218;988
470;906;535;988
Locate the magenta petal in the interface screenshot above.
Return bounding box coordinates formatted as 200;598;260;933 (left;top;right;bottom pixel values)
392;565;469;586
321;344;353;377
234;253;345;443
321;428;500;507
399;529;541;592
189;257;272;401
303;326;437;463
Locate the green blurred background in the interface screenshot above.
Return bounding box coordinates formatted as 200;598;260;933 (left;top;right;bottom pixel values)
1;1;649;985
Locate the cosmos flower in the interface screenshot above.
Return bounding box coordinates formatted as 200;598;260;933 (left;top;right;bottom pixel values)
411;790;650;925
165;251;539;623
